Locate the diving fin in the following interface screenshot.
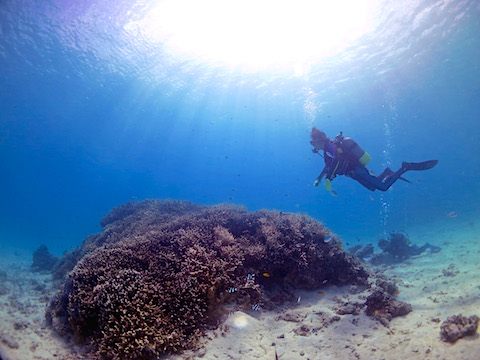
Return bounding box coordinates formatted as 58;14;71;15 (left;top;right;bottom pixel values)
402;160;438;171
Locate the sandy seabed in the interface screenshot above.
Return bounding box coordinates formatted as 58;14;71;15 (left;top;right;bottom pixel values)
1;223;479;360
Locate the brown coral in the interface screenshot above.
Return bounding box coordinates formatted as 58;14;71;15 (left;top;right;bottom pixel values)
365;290;412;326
440;314;480;342
47;199;369;360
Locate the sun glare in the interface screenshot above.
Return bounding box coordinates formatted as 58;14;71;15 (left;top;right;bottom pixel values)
127;0;379;72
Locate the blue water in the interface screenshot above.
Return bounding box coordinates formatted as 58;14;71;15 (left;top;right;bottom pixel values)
1;0;479;257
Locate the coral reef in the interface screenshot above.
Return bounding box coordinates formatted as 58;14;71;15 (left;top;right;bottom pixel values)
440;314;480;342
31;245;59;272
46;199;369;360
365;290;412;326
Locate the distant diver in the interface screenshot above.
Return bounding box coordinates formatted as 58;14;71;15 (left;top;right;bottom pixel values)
377;231;441;261
310;127;438;192
347;231;441;265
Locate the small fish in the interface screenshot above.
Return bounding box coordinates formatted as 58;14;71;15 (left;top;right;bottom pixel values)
329;189;338;197
228;287;237;293
338;244;343;249
317;291;326;296
369;195;375;201
322;279;328;284
263;272;271;278
252;304;260;311
363;254;373;261
324;236;332;243
312;328;318;333
247;274;255;280
297;296;301;303
447;211;457;218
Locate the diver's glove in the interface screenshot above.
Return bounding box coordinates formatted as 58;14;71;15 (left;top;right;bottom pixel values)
324;179;332;191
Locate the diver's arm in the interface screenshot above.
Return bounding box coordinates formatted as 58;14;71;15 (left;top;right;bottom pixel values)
313;167;327;186
314;154;338;189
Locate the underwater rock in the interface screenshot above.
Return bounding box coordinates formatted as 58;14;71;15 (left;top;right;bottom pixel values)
275;311;306;323
0;332;19;349
314;312;341;329
375;277;399;296
31;245;59;272
365;290;412;326
347;243;374;260
334;302;363;316
440;314;480;342
46;199;369;360
293;324;311;336
349;283;370;294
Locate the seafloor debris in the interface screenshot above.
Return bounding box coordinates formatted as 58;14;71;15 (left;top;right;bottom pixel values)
334;301;363;316
293;324;311;336
441;263;459;277
46;199;369;360
440;314;480;342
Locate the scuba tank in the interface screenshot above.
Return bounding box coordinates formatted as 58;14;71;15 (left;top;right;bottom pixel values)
334;132;372;166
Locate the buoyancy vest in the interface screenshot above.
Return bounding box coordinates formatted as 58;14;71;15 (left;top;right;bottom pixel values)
335;137;371;166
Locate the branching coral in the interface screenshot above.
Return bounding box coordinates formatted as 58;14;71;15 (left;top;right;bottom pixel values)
47;199;369;360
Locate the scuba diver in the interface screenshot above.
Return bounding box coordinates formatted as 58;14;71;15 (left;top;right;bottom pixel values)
310;127;438;192
348;231;442;265
378;231;441;261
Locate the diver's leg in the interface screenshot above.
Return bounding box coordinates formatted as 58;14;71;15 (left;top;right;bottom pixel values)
351;167;387;191
424;243;442;253
378;165;414;191
380;160;438;189
409;245;425;256
377;167;394;181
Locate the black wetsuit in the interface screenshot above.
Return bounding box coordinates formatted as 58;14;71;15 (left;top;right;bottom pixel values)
379;233;441;261
317;137;407;192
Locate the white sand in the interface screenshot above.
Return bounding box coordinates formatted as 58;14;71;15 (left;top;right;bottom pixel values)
1;223;479;360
